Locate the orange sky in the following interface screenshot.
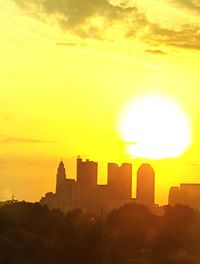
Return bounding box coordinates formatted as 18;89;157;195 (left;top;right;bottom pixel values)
1;0;200;204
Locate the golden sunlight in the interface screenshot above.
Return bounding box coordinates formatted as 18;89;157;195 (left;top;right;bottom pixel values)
118;95;192;159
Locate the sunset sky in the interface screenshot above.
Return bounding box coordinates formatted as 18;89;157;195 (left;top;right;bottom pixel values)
1;0;200;204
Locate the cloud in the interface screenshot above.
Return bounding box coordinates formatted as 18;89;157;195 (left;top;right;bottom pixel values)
11;0;200;51
145;49;167;55
56;42;78;47
12;0;148;39
126;20;200;50
146;23;200;50
0;135;55;144
168;0;200;14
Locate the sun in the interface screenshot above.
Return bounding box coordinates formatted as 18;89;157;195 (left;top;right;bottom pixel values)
118;94;192;159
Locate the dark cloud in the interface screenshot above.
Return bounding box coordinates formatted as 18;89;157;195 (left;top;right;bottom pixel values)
12;0;200;51
146;23;200;50
12;0;148;38
0;135;55;144
44;0;130;26
145;49;167;55
127;21;200;50
168;0;200;14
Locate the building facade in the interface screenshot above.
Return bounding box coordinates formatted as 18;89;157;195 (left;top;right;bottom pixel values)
169;184;200;210
107;163;132;200
136;163;155;207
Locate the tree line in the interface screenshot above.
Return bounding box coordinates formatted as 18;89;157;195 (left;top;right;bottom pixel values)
0;202;200;264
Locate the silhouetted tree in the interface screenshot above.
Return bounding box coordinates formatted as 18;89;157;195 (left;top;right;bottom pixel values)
1;202;200;264
104;204;158;263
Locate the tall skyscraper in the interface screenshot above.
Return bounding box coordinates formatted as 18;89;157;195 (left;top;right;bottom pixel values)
54;161;79;212
136;163;155;207
76;158;98;210
56;161;67;194
107;163;132;200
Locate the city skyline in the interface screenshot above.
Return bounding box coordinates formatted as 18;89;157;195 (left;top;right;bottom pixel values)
40;158;200;214
40;158;155;215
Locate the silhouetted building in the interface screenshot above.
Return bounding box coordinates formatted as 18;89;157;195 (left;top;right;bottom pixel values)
56;161;67;194
136;163;155;207
169;184;200;210
77;158;97;199
40;159;157;215
40;192;57;210
76;158;98;212
41;162;79;212
168;187;181;205
107;163;132;200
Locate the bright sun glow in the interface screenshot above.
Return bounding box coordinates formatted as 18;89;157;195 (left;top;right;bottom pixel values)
118;95;192;159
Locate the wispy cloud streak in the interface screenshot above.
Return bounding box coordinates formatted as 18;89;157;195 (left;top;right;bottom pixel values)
0;135;55;144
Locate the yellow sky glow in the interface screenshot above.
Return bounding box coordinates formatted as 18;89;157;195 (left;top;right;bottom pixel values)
1;0;200;204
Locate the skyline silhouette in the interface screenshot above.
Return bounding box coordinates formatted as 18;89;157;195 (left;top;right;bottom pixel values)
1;154;200;212
41;158;134;215
38;157;200;215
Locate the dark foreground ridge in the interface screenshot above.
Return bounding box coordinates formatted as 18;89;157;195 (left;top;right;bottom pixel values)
0;201;200;264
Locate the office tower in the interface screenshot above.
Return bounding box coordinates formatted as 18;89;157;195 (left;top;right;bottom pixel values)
107;163;132;200
137;163;155;207
76;158;98;208
56;161;66;194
